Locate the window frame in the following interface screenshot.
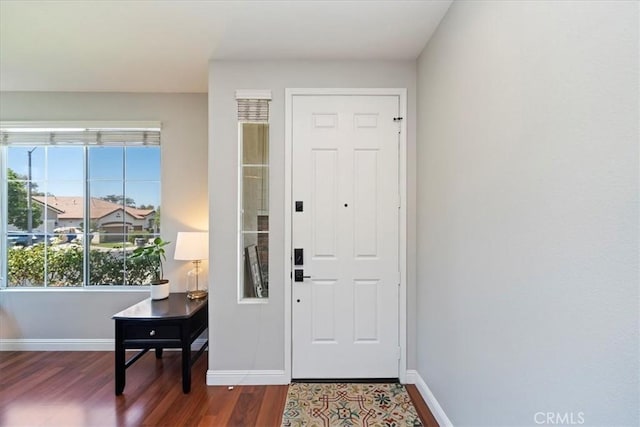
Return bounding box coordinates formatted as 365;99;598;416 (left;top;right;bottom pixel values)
237;121;270;304
235;91;271;304
0;121;162;290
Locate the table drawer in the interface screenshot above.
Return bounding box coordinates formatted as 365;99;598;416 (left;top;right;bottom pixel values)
124;324;180;340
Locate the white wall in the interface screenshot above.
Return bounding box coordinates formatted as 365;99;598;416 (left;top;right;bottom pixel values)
209;60;417;371
0;92;208;342
416;1;638;425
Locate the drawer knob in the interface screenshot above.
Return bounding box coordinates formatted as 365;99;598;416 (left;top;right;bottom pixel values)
149;330;156;336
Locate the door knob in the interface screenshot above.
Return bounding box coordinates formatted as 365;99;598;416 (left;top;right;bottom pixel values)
294;269;311;282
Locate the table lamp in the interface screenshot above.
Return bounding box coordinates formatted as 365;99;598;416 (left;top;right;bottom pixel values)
174;231;209;300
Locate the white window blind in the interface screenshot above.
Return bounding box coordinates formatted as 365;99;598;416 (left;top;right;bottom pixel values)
0;124;161;146
236;90;272;123
237;99;270;123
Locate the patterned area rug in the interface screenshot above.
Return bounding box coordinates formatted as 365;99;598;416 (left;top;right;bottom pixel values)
281;383;423;427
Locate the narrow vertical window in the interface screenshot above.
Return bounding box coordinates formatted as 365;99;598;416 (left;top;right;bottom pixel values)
237;91;271;301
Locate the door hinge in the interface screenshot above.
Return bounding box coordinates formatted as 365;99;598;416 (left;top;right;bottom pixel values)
397;271;401;285
393;117;403;122
396;347;402;360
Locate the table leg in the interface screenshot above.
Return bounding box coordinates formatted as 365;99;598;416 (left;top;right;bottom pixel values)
181;323;191;393
115;321;125;395
155;348;163;359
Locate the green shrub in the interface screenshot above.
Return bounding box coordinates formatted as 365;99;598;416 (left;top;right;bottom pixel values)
124;255;154;285
7;244;157;287
8;244;45;286
89;249;123;285
48;244;83;286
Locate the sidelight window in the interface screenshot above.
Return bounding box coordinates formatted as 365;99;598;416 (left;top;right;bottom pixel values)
237;91;271;301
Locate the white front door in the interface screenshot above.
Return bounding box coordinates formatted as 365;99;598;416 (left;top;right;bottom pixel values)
292;95;400;378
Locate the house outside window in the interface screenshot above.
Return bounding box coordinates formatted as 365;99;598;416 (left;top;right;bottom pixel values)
0;123;161;287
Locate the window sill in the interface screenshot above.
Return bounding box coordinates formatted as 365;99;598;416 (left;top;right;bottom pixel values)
0;286;150;293
238;297;269;305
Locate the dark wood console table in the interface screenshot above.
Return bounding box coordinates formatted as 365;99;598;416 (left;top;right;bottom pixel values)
112;293;208;395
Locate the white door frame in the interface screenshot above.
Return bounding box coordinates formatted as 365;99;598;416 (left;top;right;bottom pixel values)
284;88;408;383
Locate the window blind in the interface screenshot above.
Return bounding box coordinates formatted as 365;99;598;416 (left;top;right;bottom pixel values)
0;128;161;146
236;90;271;123
237;99;270;123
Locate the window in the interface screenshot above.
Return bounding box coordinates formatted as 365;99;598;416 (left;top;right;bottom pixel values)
237;91;270;301
0;124;161;288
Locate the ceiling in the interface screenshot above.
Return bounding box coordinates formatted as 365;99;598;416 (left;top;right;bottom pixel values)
0;0;452;93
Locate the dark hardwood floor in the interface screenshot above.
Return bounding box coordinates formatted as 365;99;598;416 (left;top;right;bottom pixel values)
0;351;438;426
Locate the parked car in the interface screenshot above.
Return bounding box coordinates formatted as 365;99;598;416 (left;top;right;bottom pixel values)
7;232;52;246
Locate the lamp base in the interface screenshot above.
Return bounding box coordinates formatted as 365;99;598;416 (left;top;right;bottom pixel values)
187;289;208;300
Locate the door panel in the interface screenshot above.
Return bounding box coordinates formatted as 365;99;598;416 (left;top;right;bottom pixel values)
354;279;379;342
354;149;379;257
311;150;338;258
311;280;337;342
292;95;399;379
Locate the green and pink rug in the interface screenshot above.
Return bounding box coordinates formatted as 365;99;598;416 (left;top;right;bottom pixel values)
281;383;423;427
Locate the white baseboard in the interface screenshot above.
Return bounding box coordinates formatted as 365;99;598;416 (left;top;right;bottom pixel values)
406;369;453;427
0;338;208;352
0;338;113;351
207;369;288;386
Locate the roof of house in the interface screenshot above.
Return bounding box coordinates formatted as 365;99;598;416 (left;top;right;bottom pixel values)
32;196;154;220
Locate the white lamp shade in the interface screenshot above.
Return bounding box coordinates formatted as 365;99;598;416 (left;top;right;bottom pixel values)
174;232;209;261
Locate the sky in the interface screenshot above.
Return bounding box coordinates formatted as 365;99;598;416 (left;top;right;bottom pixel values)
6;146;161;208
